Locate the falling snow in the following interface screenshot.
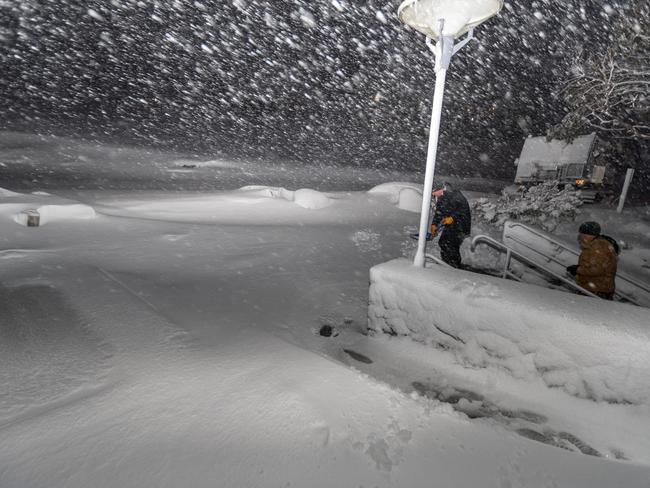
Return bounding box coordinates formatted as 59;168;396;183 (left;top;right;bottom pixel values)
0;0;646;190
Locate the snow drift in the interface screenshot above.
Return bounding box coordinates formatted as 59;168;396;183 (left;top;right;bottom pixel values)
368;259;650;404
367;182;422;212
239;185;333;209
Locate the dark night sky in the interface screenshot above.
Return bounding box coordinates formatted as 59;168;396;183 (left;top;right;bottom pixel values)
0;0;636;178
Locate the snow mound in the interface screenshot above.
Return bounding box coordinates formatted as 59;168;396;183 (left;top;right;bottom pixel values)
238;186;332;210
368;182;421;200
396;187;422;212
294;188;331;209
239;185;295;200
13;204;96;226
367;182;422;212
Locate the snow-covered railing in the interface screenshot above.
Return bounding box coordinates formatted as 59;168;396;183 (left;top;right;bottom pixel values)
469;234;600;299
504;221;648;306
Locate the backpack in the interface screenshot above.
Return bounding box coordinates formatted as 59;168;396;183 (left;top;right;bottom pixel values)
599;235;621;255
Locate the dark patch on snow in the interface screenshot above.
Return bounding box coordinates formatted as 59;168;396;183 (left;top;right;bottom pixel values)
410;381;604;458
516;428;557;445
319;315;355;336
516;429;602;457
498;408;547;424
609;448;628;460
412;382;483;403
557;432;602;457
343;349;373;364
431;324;465;344
412;382;549;424
430;384;483;404
319;325;338;337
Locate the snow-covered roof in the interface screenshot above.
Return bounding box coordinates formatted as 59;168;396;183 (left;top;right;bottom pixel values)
518;133;596;167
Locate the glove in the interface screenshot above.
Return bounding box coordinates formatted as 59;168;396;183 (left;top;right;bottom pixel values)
430;224;437;236
442;216;454;226
566;264;578;276
409;232;434;241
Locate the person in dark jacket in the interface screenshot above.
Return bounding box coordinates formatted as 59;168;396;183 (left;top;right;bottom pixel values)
430;182;472;268
566;221;619;300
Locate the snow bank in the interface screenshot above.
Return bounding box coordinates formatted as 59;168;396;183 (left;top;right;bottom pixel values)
0;187;21;197
238;185;332;209
13;204;96;226
395;188;422;212
293;188;331;209
368;259;650;404
367;182;422;212
239;185;295;200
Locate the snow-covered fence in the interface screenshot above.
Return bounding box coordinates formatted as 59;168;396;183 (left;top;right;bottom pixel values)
368;259;650;404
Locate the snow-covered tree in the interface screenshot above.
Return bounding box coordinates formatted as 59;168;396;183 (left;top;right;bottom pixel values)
551;5;649;142
549;2;649;198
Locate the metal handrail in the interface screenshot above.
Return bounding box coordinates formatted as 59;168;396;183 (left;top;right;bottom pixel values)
425;253;451;268
503;232;640;305
506;222;580;256
506;221;650;295
470;234;601;299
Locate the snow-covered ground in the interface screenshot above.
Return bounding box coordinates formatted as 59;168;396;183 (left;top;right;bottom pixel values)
2;132;650;487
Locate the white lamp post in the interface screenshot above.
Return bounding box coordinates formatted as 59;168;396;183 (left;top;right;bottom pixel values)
398;0;503;267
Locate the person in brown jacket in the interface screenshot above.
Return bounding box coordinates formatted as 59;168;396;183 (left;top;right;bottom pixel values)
566;221;619;300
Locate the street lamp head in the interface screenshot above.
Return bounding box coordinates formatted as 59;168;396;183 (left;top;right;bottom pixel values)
398;0;503;40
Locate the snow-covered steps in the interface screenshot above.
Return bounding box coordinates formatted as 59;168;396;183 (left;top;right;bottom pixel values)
502;220;650;307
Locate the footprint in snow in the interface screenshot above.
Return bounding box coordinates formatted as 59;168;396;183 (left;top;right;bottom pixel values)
344;349;373;364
